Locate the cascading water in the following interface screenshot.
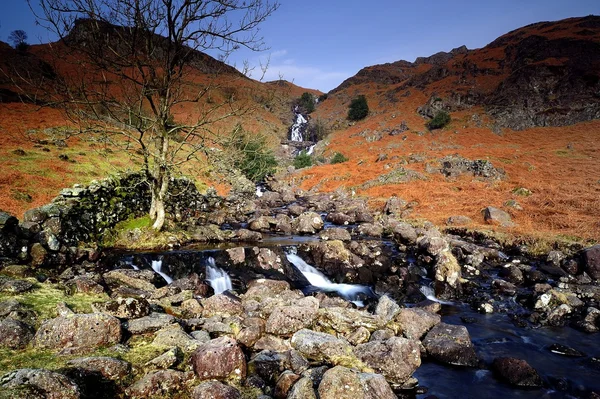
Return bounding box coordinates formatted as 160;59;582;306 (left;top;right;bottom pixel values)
205;257;232;294
285;251;375;306
419;285;454;305
306;144;316;155
151;259;173;284
290;108;308;142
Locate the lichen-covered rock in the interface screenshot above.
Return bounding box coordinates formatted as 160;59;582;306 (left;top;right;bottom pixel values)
291;329;362;368
202;294;244;318
0;318;34;349
66;357;131;380
292;212;324;234
103;269;158;292
492;357;542;387
287;376;317;399
422;323;479;367
317;366;396;399
125;312;176;334
266;302;319;337
482;206;515;227
391;308;441;339
274;370;301;399
375;295;401;322
33;313;121;353
191;337;246;382
316;307;383;334
319;228;352;242
146;347;183;369
0;368;81;399
354;337;421;384
356;223;384;238
152;325;200;353
92;297;150;319
125;370;194;399
192;381;241;399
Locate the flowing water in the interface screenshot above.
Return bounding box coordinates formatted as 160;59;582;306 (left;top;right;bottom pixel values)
151;259;173;284
290;112;308;142
205;257;232;294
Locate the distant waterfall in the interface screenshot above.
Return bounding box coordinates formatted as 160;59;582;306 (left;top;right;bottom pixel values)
285;251;375;306
290;107;308;142
205;257;232;294
151;259;173;284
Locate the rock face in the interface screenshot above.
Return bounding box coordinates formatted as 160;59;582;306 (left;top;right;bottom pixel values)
0;368;81;399
354;337;421;384
191;337;247;381
33;313;122;353
422;323;478;367
492;357;543;387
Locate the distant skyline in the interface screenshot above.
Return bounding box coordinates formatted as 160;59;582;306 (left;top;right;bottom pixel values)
2;1;599;92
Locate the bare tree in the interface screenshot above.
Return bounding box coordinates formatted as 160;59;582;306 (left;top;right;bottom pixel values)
28;0;278;230
8;30;29;50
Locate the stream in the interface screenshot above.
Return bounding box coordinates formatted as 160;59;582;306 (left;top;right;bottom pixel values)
104;235;600;398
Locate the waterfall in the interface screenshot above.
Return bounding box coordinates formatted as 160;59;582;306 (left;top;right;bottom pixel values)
151;259;173;284
205;257;232;294
306;144;316;155
290;112;308;142
419;285;454;305
285;252;375;307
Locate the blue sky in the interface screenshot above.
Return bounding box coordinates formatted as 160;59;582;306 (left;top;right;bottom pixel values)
2;1;599;92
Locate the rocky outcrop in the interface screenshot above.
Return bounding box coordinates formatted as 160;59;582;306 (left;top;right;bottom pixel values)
422;323;479;367
191;337;247;381
354;337;421;384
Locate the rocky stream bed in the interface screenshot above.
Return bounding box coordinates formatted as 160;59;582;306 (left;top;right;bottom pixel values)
0;177;599;398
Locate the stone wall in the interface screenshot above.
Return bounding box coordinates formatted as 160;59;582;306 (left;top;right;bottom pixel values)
0;172;212;268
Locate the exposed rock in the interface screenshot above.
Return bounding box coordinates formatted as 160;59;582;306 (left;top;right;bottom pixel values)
482;206;515;227
384;196;408;215
287;376;317;399
33;313;122;353
319;228;352;242
354;337;421;384
422;323;479;367
0;277;34;294
65;276;105;295
125;369;193;398
202;293;244;317
578;307;600;333
152;325;201;353
103;269;158;292
375;295;401;322
439;155;505;180
274;370;301;399
392;308;441;339
359;372;398;399
92;297;150;319
125;312;176;334
391;222;418;245
191;337;246;381
247;350;293;384
248;216;275;231
327;212;354;226
446;215;473;226
316;307;383;334
347;326;371;345
0;369;81;399
146;347;183;369
582;244;600;280
369;329;395;342
291;329;361;368
492;357;542;387
292;212;324;234
266;301;319;337
0;318;34;349
66;357;131;380
192;381;241;399
226;247;246;265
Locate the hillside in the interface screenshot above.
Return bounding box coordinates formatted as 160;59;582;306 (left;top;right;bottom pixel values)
294;16;600;241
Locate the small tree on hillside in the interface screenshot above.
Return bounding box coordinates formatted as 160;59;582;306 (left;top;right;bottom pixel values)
26;0;278;230
348;95;369;121
8;30;29;51
298;92;315;113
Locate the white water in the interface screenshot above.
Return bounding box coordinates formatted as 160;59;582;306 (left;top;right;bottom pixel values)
290;113;307;142
205;257;232;294
285;252;373;307
255;186;264;197
419;285;454;305
151;259;173;284
306;144;316;155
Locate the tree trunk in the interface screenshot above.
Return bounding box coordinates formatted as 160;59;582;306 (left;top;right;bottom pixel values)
151;134;170;231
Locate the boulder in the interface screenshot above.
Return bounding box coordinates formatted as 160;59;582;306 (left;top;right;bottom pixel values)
383;196;408;215
33;313;121;353
92;297;150;319
319;228;352;242
327;212;355;225
274;370;301;399
446;215;473;226
292;212;324;234
392;308;441;339
290;329;361;368
422;323;478;367
482;206;515;227
266;302;319;337
316;307;383;334
392;222;418;245
375;295;401;322
146;347;183;369
192;381;241;399
66;357;131;380
125;370;193;398
0;318;34;349
103;269;158;292
152;325;201;353
125;312;176;334
191;337;247;381
202;294;244;317
0;369;81;399
354;337;421;384
582;244;600;280
317;366;396;399
492;357;542;387
287;376;317;399
356;223;384;237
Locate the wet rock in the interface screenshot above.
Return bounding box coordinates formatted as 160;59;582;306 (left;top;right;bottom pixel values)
578;307;600;333
146;347;183;369
125;369;193;398
92;297;150;319
499;264;524;285
434;250;462;297
249;216;275;231
300;240;351;276
103;269;158;292
422;323;479;367
266;301;319;337
287;204;306;217
152;325;200;353
356;223;384;237
66;357;131;380
192;380;241;399
392;222;418;245
291;329;360;368
203;293;244;317
125;312;176;334
287;376;317;399
492;279;517;296
547;343;585;357
0;368;81;399
226;247;246;265
319;228;352;242
0;318;34;349
233;228;262;241
446;215;473;226
33;313;122;353
191;337;246;381
327;212;355;226
354;337;421;384
492;357;542;387
292;212;324;234
582;244;600;280
392;308;441;339
248;350;293;384
482;207;515;227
